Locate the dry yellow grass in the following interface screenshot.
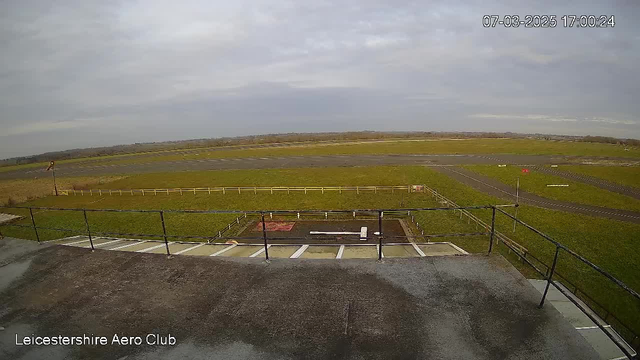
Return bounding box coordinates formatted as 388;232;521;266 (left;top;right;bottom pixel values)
0;176;125;205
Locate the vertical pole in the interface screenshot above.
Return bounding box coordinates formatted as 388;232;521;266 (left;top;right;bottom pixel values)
378;210;383;260
29;208;40;243
261;213;269;260
52;164;58;196
539;247;560;308
160;211;170;257
83;210;95;251
488;207;496;254
513;177;519;232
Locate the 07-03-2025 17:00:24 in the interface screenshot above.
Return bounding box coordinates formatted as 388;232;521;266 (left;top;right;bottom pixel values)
482;15;615;28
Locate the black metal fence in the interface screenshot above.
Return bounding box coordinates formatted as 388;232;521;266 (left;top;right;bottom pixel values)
0;203;638;358
494;208;639;359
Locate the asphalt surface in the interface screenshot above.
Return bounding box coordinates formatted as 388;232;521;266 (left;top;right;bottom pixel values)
0;154;629;180
0;238;599;360
432;166;640;224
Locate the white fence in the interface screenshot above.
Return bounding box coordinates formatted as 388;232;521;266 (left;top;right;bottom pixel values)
60;185;422;196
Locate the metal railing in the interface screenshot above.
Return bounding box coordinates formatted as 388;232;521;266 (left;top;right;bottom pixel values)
0;204;502;253
59;185;417;196
495;208;638;359
0;203;637;358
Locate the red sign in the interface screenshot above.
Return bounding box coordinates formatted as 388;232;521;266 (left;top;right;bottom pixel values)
521;168;530;174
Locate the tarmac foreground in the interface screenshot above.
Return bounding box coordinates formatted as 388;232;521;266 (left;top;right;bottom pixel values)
0;238;599;360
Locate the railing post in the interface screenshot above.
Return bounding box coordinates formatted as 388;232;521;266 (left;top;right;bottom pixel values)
261;213;269;261
488;206;496;254
378;210;383;260
29;208;40;244
539;246;560;308
83;210;95;251
159;211;171;257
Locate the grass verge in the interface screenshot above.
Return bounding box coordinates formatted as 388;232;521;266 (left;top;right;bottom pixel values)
462;165;640;212
561;165;640;189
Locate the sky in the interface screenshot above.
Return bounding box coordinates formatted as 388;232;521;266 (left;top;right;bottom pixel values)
1;0;639;158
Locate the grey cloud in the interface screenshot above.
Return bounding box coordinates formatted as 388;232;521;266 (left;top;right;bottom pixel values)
0;0;639;158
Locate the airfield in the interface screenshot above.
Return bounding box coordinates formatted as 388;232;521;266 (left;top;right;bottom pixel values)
1;137;639;359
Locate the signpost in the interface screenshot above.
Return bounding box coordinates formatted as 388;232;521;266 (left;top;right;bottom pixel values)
46;161;58;196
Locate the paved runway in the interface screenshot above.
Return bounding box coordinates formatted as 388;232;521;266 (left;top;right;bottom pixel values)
0;153;623;180
431;166;640;224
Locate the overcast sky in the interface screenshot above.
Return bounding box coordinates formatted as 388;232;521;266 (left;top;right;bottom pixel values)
1;1;639;158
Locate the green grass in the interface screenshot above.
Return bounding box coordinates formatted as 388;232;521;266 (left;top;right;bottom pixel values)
88;166;427;188
561;165;640;189
462;165;640;212
2;165;639;339
71;138;640;168
4;137;639;173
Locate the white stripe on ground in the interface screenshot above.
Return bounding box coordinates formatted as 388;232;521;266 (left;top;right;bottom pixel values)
137;243;172;253
336;245;345;259
111;241;147;250
575;325;611;330
174;243;205;255
411;242;426;257
290;245;309;258
249;245;271;257
65;239;91;246
447;242;470;255
210;244;237;256
89;239;123;248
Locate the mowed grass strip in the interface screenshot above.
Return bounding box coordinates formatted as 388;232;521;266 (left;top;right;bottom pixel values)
87;166;424;189
72;138;640;168
561;165;640;189
462;165;640;212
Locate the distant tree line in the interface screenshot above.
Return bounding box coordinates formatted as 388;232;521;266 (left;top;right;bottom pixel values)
578;136;640;147
0;131;636;167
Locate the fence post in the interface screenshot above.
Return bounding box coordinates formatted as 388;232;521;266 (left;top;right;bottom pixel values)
539;247;560;308
488;207;496;254
82;210;95;251
28;208;40;244
378;210;383;260
261;213;269;261
159;211;171;257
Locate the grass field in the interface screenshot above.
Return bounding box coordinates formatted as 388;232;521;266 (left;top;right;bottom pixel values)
462;165;640;212
562;165;640;189
0;176;124;205
1;165;639;340
31;138;639;169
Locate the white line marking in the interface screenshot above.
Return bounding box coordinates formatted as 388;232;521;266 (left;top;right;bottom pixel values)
111;241;147;250
575;325;611;330
137;243;172;253
174;243;205;255
447;242;469;254
336;245;345;259
290;245;309;258
65;238;91;246
210;244;237;256
91;239;123;248
411;242;426;257
249;245;270;257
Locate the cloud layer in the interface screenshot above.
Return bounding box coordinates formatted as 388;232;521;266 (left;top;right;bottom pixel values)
1;0;639;157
